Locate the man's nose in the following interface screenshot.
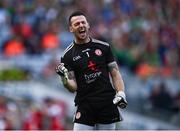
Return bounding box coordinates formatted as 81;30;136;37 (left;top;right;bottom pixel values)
79;22;83;27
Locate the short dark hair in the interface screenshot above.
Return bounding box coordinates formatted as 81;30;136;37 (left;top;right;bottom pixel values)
68;11;87;25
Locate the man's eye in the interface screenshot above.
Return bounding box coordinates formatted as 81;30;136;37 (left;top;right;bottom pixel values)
74;23;79;26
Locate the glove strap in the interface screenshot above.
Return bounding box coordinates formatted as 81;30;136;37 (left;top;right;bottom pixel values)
116;91;126;99
61;76;68;85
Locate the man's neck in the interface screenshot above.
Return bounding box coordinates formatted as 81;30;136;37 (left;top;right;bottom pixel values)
75;37;90;44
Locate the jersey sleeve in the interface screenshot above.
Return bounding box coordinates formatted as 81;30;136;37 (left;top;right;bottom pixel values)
106;45;115;64
61;55;73;71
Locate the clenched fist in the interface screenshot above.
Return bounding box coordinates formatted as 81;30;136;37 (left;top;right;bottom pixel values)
55;63;68;79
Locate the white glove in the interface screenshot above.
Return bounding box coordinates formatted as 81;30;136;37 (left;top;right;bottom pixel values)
55;63;68;79
113;91;127;109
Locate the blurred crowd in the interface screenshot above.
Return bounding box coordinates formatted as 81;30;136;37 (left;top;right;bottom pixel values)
0;95;67;130
0;0;179;76
0;0;180;130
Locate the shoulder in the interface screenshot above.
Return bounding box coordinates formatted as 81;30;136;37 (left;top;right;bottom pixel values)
62;42;74;58
92;38;110;47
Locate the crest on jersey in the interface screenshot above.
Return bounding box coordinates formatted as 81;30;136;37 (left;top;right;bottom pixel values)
76;112;81;119
95;49;102;56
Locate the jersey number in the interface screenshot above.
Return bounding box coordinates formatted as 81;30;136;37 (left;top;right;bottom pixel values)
86;52;90;57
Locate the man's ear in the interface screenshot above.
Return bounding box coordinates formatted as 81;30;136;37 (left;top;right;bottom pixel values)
87;22;90;29
69;26;73;32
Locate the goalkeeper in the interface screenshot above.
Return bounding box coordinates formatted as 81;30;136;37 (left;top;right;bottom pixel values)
56;11;127;130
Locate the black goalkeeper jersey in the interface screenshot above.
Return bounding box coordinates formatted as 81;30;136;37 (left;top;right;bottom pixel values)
61;38;116;105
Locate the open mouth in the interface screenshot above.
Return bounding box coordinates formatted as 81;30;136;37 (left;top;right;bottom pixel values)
79;30;86;34
78;29;86;38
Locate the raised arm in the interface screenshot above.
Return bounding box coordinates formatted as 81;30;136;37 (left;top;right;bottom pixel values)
62;70;77;93
56;63;77;93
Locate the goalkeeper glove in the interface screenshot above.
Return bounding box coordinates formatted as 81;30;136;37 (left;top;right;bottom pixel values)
55;63;68;79
113;91;127;109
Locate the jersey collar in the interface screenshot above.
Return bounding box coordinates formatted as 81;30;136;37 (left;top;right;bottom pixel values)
73;37;92;45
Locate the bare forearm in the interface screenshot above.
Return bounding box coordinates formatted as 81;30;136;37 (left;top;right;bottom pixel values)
61;71;77;93
61;77;77;92
111;72;124;92
109;62;127;108
108;61;125;92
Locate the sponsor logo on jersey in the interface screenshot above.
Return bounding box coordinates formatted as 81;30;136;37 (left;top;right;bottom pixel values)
95;49;102;56
84;71;102;84
73;55;81;61
85;60;102;83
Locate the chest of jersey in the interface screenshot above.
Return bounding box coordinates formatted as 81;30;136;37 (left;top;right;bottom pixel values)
71;46;106;73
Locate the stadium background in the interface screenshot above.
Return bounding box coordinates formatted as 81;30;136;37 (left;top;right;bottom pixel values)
0;0;179;130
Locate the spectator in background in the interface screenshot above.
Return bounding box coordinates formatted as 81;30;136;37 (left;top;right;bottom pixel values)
0;1;12;51
173;91;180;112
43;97;66;130
150;82;173;112
3;36;25;57
0;96;19;130
22;98;43;130
41;21;60;51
